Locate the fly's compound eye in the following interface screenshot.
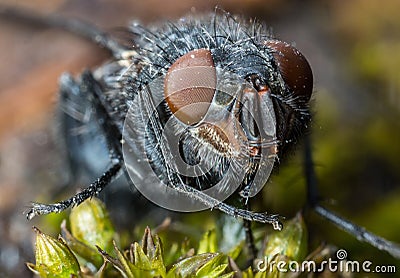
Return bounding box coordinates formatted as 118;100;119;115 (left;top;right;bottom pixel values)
164;48;217;125
265;40;313;101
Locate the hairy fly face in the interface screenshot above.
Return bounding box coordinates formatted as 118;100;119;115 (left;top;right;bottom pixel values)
118;14;313;207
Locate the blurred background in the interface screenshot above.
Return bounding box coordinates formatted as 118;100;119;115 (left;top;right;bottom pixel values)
0;0;400;276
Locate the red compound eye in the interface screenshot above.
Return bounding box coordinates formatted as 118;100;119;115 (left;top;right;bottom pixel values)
164;48;217;125
265;40;313;101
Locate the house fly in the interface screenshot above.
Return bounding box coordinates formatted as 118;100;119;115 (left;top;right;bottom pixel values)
24;11;313;230
2;5;399;261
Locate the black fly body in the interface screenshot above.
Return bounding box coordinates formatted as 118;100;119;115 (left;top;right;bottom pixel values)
25;12;313;231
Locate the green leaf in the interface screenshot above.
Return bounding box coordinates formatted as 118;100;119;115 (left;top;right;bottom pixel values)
197;229;217;254
241;267;254;278
226;240;244;260
195;253;225;277
167;253;218;278
27;227;80;278
198;263;231;278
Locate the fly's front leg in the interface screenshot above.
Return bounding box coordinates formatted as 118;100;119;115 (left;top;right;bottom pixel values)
26;71;124;219
26;161;122;219
139;85;283;229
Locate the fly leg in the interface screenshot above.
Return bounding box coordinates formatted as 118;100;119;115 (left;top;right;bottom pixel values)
26;71;124;219
26;162;122;219
242;204;257;262
239;158;263;261
304;133;400;259
139;83;283;229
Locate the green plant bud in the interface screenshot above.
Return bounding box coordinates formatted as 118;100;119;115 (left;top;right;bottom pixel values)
61;220;104;269
27;227;80;278
69;197;115;253
264;213;308;262
97;228;166;278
